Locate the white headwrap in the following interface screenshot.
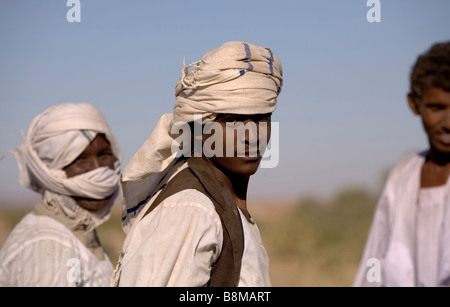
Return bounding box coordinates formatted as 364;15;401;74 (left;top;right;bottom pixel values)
5;103;123;258
13;103;122;200
120;41;283;232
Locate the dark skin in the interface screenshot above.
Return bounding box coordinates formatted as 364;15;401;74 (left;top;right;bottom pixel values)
201;113;272;211
408;86;450;188
63;134;115;211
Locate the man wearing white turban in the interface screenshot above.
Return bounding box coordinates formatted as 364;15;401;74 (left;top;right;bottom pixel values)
0;103;122;287
111;41;283;287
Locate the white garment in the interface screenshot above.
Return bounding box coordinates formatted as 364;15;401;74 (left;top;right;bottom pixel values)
416;185;447;287
0;213;113;287
115;189;271;287
353;152;450;287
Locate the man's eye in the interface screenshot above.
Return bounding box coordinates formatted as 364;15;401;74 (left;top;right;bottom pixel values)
427;103;446;110
430;105;445;111
99;152;113;161
228;116;243;123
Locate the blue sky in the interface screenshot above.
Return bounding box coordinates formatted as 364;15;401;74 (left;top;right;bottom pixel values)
1;0;449;206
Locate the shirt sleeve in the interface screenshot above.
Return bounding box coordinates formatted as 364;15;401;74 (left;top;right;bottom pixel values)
120;189;223;287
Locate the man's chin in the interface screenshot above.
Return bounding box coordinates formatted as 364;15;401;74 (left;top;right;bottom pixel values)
430;142;450;155
226;156;262;176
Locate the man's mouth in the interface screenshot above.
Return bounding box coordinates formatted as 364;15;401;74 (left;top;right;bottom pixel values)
437;134;450;145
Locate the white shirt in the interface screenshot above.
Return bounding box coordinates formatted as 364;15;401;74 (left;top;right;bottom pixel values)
353;153;450;287
416;185;447;287
0;213;113;287
117;189;271;287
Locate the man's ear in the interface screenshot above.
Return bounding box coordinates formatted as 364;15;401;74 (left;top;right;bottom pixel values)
408;92;421;115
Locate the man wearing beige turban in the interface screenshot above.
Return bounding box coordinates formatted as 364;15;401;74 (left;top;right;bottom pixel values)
0;103;122;286
111;41;283;287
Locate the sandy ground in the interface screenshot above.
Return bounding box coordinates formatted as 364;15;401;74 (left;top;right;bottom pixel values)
0;194;373;287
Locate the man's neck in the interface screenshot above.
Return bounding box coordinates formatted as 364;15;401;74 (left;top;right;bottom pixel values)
202;157;250;211
428;148;450;166
421;148;450;188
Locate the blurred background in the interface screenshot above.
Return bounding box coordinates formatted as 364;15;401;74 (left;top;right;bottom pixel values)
1;0;449;286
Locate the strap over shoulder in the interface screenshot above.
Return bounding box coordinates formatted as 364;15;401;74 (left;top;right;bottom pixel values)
143;157;244;287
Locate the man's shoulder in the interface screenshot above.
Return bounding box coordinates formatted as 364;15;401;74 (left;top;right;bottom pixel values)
393;151;425;171
136;189;221;240
159;189;215;211
386;151;426;184
6;212;75;244
150;157;220;211
0;212;78;262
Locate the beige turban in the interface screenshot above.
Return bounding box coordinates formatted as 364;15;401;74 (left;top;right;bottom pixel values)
13;103;122;200
120;41;283;231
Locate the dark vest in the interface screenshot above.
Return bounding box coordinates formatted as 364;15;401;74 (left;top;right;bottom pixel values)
142;157;244;287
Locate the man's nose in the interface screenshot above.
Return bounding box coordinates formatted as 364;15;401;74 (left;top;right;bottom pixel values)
245;122;259;145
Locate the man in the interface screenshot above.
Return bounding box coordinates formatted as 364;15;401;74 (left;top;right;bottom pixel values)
354;41;450;287
0;103;122;286
111;41;283;287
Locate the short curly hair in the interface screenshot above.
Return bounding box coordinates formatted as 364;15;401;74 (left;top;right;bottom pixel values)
410;41;450;103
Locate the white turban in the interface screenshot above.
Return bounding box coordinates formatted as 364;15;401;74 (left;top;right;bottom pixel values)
120;41;283;231
13;103;122;200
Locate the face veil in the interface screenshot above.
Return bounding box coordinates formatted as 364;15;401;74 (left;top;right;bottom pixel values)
13;103;122;200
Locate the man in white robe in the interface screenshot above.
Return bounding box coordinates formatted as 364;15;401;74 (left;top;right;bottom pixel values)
354;41;450;287
111;41;283;287
0;103;122;287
